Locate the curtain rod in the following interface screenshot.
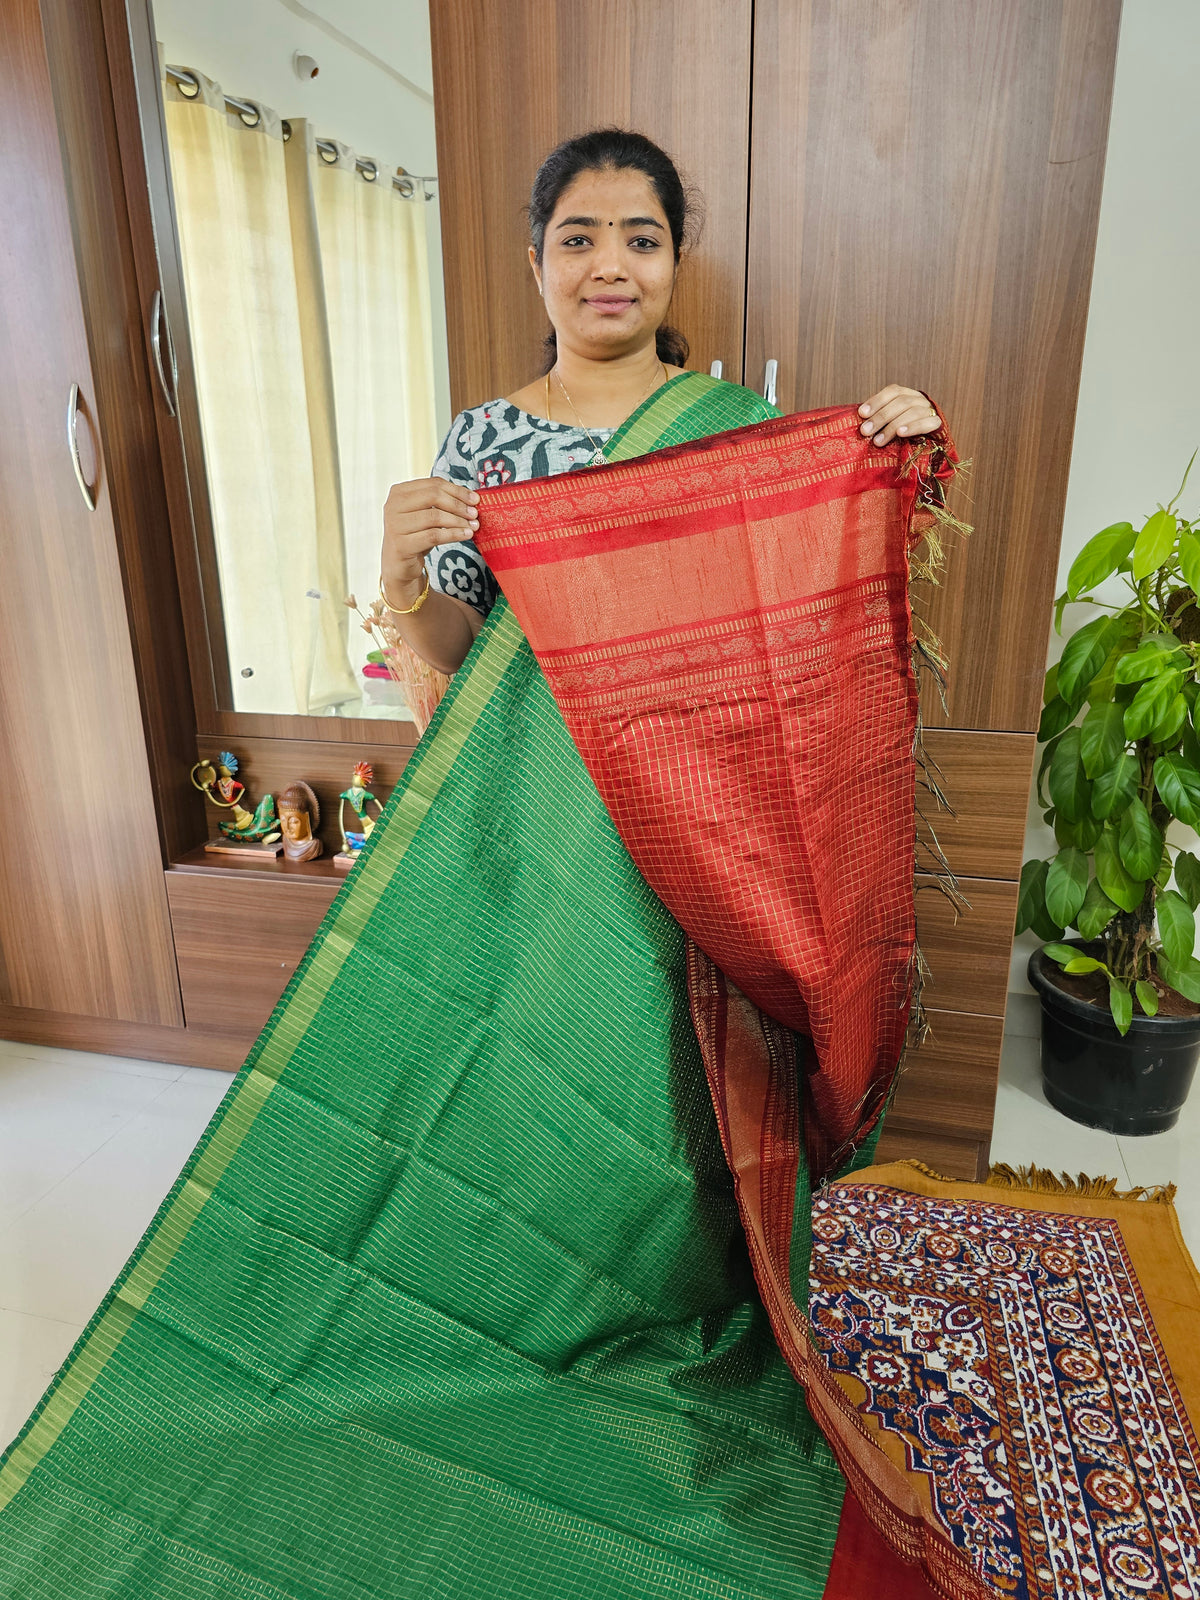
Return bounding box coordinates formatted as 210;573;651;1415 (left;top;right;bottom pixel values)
164;64;437;200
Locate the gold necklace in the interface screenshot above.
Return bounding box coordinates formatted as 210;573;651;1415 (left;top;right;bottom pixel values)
547;360;668;465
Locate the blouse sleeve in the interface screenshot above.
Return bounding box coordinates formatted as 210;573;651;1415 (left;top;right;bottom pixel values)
424;412;500;619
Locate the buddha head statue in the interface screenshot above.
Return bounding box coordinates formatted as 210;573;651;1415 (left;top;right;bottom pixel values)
277;780;323;863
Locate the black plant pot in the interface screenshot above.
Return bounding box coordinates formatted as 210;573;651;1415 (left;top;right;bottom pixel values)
1027;945;1200;1136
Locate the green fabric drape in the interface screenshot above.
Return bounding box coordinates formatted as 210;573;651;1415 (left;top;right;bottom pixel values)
0;376;867;1599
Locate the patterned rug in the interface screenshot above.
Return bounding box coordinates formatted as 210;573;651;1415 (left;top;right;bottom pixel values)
810;1169;1200;1599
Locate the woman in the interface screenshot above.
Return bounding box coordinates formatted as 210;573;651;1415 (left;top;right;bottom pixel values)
0;132;950;1599
379;129;942;671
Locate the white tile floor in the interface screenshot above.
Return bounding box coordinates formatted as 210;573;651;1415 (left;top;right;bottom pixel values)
0;1022;1196;1452
990;1007;1200;1255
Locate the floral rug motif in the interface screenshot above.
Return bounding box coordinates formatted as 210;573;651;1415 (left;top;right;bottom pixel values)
809;1183;1200;1599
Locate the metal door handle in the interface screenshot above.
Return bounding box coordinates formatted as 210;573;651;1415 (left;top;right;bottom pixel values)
66;383;97;511
150;288;178;416
762;359;779;407
709;359;724;380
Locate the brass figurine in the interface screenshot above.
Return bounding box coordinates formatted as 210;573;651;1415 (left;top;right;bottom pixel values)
190;751;282;855
334;762;383;871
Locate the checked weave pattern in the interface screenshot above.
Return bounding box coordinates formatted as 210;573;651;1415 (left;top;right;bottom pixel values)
477;403;937;1181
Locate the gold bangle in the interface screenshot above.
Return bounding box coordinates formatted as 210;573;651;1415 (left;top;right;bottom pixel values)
379;571;430;616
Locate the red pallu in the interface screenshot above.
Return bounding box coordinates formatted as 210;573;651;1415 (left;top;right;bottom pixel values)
475;403;955;1183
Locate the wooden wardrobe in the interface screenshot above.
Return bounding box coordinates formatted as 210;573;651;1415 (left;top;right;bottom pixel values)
0;0;1121;1179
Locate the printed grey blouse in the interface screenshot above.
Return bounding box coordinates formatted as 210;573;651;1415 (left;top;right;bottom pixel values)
426;399;614;618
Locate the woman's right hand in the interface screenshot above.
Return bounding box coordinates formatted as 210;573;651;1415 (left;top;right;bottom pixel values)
381;477;480;602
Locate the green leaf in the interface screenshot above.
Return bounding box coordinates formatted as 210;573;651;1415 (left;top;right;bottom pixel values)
1131;508;1178;580
1014;858;1064;942
1108;978;1133;1035
1080;700;1127;778
1091;751;1139;820
1094;830;1144;913
1178;529;1200;594
1042;942;1080;965
1157;888;1196;968
1150;692;1189;747
1124;669;1183;740
1015;859;1048;938
1154;752;1200;826
1045;847;1088;927
1157;953;1200;1003
1181;712;1200;770
1155;842;1174;889
1086;620;1141;701
1043;663;1059;706
1057;616;1118;704
1037;733;1064;806
1063;955;1105;974
1076;878;1119;940
1056;810;1102;850
1135;980;1159;1017
1118;797;1164;880
1038;696;1077;742
1113;638;1186;683
1048;728;1091;822
1066;521;1136;598
1175;849;1200;910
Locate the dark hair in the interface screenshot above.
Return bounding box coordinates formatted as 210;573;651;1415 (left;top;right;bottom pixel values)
529;128;698;369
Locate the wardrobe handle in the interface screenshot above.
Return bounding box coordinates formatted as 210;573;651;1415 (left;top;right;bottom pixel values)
762;359;779;407
150;288;178;417
709;359;724;380
66;383;97;511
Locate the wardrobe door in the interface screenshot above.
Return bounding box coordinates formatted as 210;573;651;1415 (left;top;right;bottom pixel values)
0;0;182;1025
746;0;1121;736
431;0;753;411
745;0;1121;1176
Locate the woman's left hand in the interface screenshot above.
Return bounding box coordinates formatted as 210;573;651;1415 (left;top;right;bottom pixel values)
856;385;942;447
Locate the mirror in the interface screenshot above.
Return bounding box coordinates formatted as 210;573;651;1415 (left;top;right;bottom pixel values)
150;0;450;721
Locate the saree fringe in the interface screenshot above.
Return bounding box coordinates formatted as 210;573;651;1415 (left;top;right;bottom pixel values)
884;444;974;1128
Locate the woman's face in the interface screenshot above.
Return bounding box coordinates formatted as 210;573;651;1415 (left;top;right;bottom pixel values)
531;168;677;361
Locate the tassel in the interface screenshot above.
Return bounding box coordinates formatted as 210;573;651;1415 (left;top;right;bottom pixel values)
831;434;976;1178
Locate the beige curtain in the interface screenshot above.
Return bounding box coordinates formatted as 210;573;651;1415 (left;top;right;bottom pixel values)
295;126;439;692
162;72;437;717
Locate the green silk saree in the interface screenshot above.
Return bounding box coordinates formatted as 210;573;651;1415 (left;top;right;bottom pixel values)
0;376;887;1598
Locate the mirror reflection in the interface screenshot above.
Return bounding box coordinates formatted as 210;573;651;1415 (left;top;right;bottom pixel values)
152;0;450;719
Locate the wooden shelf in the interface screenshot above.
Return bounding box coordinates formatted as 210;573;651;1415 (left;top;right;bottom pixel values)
168;843;352;889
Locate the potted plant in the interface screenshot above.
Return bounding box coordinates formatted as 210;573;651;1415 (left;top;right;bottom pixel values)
1019;453;1200;1135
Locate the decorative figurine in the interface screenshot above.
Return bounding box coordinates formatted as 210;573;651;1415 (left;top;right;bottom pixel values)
190;751;283;856
334;762;384;871
277;781;323;863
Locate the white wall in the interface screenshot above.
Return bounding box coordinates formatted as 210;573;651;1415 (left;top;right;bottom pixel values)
151;0;451;436
1006;0;1200;1022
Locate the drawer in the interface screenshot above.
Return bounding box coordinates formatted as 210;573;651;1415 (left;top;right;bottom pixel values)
918;730;1034;882
916;873;1019;1017
875;1125;988;1183
166;872;340;1040
887;1007;1005;1143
